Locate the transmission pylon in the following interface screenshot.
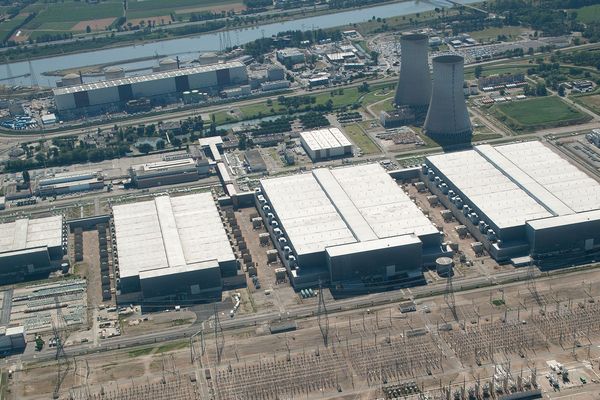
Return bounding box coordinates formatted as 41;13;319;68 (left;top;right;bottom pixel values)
527;260;542;307
444;270;458;321
317;280;329;347
4;57;14;87
213;305;224;365
53;295;70;399
27;58;37;88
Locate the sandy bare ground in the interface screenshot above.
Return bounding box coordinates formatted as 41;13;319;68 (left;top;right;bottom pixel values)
72;17;116;32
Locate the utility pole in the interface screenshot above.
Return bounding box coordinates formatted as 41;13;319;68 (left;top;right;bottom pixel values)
527;261;542;307
53;295;70;399
213;305;224;365
444;270;457;321
317;280;329;347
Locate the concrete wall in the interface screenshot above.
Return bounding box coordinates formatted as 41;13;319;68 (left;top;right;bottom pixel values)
88;86;120;106
327;241;422;283
0;247;52;283
188;70;218;89
527;216;600;258
140;266;222;300
424;55;472;140
132;77;177;97
395;33;431;108
55;93;76;111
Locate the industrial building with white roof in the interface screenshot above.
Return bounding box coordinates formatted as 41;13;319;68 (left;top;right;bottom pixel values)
53;61;248;111
112;193;236;304
0;215;66;283
423;141;600;267
299;127;353;161
256;163;449;290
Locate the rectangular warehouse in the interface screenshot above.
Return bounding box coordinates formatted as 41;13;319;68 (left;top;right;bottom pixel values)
423;141;600;267
129;157;209;188
0;215;65;283
299;127;353;161
54;61;248;111
256;163;447;290
112;193;236;305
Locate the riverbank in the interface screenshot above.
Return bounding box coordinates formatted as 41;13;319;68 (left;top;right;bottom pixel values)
1;0;418;63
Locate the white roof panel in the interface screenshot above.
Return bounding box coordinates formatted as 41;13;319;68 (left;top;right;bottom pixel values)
494;141;600;213
299;127;352;152
53;61;245;95
260;163;438;257
0;215;63;253
113;193;234;280
427;150;552;229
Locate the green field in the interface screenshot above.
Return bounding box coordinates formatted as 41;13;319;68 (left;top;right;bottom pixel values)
576;4;600;23
492;96;591;131
468;26;526;43
127;0;242;19
0;15;29;42
19;0;243;34
24;1;122;28
573;93;600;115
343;123;380;154
464;64;529;80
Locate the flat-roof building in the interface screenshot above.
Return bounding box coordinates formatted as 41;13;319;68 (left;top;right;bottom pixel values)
299;127;353;161
36;170;104;196
0;215;65;283
112;193;236;305
129;156;209;189
257;163;448;290
423;141;600;267
54;61;247;111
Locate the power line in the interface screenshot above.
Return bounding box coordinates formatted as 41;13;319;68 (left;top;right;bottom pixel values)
317;279;329;347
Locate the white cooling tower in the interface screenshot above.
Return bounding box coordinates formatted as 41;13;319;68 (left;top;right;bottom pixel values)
394;33;431;108
424;54;472;142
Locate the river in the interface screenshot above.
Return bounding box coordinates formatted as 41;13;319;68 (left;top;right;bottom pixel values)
1;0;479;87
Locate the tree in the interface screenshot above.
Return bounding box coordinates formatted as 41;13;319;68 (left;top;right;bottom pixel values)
22;170;30;185
86;25;91;33
557;85;565;96
474;65;483;78
358;81;370;93
137;143;153;154
370;50;380;65
535;82;548;96
155;139;165;150
238;134;247;150
171;137;182;148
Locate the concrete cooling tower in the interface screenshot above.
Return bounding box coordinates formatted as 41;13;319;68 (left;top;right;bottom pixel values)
424;54;472;143
394;33;431;109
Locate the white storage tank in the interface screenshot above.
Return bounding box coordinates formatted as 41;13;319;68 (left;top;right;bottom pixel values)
436;257;454;277
105;66;125;80
159;57;178;71
61;73;82;87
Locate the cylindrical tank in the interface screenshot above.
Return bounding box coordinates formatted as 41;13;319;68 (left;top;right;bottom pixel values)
198;52;219;65
424;54;472;142
104;66;125;80
61;73;82;87
395;33;431;108
182;91;192;104
436;257;454;277
159;58;178;71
